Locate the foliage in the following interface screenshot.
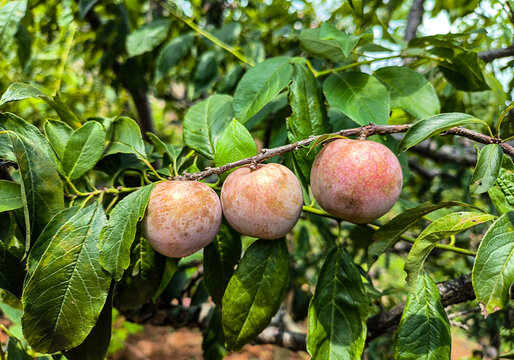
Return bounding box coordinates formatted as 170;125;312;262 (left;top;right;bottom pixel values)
0;0;513;359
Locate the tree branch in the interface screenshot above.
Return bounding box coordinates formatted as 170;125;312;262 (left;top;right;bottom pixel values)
122;274;477;352
173;124;514;181
404;0;426;42
478;45;514;63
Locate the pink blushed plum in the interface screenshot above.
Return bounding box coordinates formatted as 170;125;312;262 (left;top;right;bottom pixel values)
143;181;222;258
220;163;304;239
310;139;403;223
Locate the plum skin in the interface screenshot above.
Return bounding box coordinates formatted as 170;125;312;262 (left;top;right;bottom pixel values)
310;139;403;224
142;180;222;258
220;163;304;239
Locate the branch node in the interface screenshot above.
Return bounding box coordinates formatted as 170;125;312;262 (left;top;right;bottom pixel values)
261;148;268;153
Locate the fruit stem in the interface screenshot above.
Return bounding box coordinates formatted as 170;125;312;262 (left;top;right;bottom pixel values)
302;206;475;257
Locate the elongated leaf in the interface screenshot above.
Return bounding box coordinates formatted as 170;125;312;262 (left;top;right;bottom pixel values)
0;1;27;48
405;212;494;293
203;222;242;305
299;28;347;62
44;120;73;161
21;203;111;353
156;33;195;80
323;72;390;126
113;235;165;310
319;22;361;57
0;82;42;107
104;117;146;161
7;131;64;243
307;245;369;360
470;144;503;195
472;212;514;316
374;66;440;119
126;19;171;57
65;288;112;360
222;238;289;350
152;257;179;302
399;113;484;152
488;155;514;214
287;61;330;180
183;94;233;159
6;336;32;360
99;184;155;281
233;57;293;123
214;119;257;175
0;180;22;212
63;121;105;180
393;272;451;360
0;249;25;298
438;52;490;92
368;201;480;268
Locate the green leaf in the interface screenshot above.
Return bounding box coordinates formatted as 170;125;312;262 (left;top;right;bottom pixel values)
202;307;227;360
233;57;293;123
0;249;25;298
319;23;361;57
0;1;27;48
472;212;514;316
438;52;490;92
147;133;183;166
470;144;504;195
125;19;171;57
44;120;73;161
307;245;369;360
399;113;484;152
203;222;242;305
368;201;480;268
183;94;233;159
0;83;42;107
104;117;147;161
404;211;494;293
113;235;165;310
6;336;32;360
299;28;348;62
374;66;440;119
222;238;289;350
287;62;330;180
99;184;155;281
63;121;106;180
155;33;194;80
21;203;111;353
152;257;179;302
488;156;514;214
7;131;64;244
393;272;451;360
214;118;257;177
323;72;390;126
78;0;99;18
0;180;22;212
189;50;219;99
64;288;112;360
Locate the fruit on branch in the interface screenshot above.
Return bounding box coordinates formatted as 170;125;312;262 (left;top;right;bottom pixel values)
221;163;304;239
143;181;222;258
310;139;403;223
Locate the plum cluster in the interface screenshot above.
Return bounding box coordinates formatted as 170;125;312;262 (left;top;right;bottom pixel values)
143;139;403;258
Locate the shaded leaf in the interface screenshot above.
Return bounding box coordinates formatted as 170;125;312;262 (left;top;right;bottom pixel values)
21;203;111;353
222;238;289;350
488;155;514;214
44;120;73;161
152;258;180;302
78;0;99;18
202;307;227;360
104;117;147;161
374;66;440;119
299;28;347;62
307;245;369;360
233;57;293;123
183;94;233;159
393;272;451;360
6;336;32;360
156;33;194;80
323;72;390;126
126;19;171;57
438;52;490;91
0;1;27;48
203;222;242;305
63;121;106;180
0;180;23;212
470;144;504;195
472;212;514;316
405;212;494;293
399;113;484;152
0;249;25;298
99;184;155;281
